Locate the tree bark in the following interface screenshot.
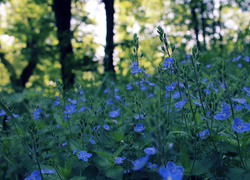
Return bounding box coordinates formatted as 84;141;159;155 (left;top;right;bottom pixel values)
190;0;201;51
53;0;75;91
103;0;115;78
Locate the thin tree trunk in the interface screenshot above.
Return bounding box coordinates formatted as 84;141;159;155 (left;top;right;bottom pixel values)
190;0;201;51
53;0;75;91
201;1;207;51
103;0;115;78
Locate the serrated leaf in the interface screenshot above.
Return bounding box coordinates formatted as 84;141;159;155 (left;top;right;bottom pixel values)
113;144;127;158
191;152;220;176
227;168;246;179
92;150;113;161
83;165;99;179
105;166;123;180
112;131;124;142
93;153;112;169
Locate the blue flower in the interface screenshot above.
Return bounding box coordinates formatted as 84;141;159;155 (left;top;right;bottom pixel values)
109;108;120;118
158;162;184;180
234;104;243;111
206;64;212;68
130;61;138;68
77;150;92;161
126;83;133;90
214;106;230;120
134;124;145;132
163;57;173;68
89;136;96;144
134;114;146;120
202;76;207;83
78;106;90;112
232;55;241;62
68;98;77;105
24;170;41;180
232;118;250;133
244;55;249;62
232;98;246;104
198;129;210;139
41;169;55;174
166;82;177;91
0;109;6;116
33;108;41;119
175;98;187;111
64;105;76;114
238;63;242;68
53;99;60;106
131;66;143;73
73;149;78;155
147;162;158;169
172;91;182;99
114;156;126;164
132;155;149;171
103;124;110;131
64;115;71;121
62;141;67;147
204;88;210;94
144;146;157;155
193;101;202;106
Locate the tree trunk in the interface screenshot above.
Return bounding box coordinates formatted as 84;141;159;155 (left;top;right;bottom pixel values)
53;0;75;91
190;0;201;51
201;1;207;51
103;0;115;78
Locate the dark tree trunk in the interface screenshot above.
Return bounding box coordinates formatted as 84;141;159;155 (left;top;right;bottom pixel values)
53;0;75;91
190;0;201;51
218;1;223;52
201;1;207;51
103;0;115;78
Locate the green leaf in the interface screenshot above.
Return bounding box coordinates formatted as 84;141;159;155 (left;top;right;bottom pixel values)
92;153;112;169
191;152;220;176
180;145;191;173
70;176;87;180
169;131;193;139
113;144;127;158
104;165;123;180
227;168;247;179
112;131;124;142
83;165;99;179
92;150;113;162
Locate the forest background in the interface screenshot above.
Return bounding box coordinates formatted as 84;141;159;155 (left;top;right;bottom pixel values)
0;0;249;94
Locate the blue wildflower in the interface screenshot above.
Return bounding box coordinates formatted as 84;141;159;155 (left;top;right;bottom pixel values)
202;77;207;83
132;155;149;171
144;146;157;155
41;169;55;174
64;105;76;114
62;141;67;147
232;55;241;62
103;87;109;93
206;64;212;68
114;156;126;164
131;66;143;73
134;114;146;119
175;98;187;111
232;98;246;104
103;124;110;131
166;82;178;91
204;88;210;94
163;57;173;68
109;108;120;118
64;115;71;121
134;124;145;132
172;91;181;99
106;99;114;105
78;106;90;112
193;101;202;106
89;136;96;144
244;55;249;62
0;109;6;116
126;83;133;90
198;129;210;139
147;162;158;169
238;63;242;68
234;104;243;111
232;118;250;133
77;150;92;161
214;106;230;120
68;98;77;105
24;170;41;180
53;99;60;106
158;162;184;180
73;149;77;155
94;125;101;131
33;108;41;119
